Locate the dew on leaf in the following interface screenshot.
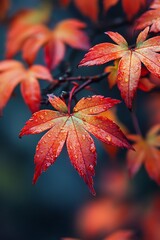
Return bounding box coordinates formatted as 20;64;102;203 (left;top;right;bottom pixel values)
88;164;94;174
82;134;86;140
44;162;51;168
106;135;112;141
90;143;96;153
40;115;44;120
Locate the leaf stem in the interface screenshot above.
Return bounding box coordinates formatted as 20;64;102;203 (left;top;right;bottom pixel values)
68;83;79;114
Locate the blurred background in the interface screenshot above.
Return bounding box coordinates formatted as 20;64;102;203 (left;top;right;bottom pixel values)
0;0;160;240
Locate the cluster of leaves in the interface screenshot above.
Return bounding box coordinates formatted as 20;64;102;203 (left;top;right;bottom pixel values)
60;0;146;21
1;0;160;204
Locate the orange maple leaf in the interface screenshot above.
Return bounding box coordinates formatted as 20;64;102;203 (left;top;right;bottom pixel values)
6;19;90;69
79;27;160;109
127;124;160;184
0;60;54;114
19;95;131;195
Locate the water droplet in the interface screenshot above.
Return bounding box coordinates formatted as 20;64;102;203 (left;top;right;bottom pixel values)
125;78;128;83
45;162;51;168
75;155;78;159
88;164;94;171
47;134;51;138
82;134;86;140
89;109;94;113
40;115;44;120
44;111;47;116
90;143;96;153
106;135;111;141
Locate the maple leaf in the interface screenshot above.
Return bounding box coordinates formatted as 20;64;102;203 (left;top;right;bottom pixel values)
127;124;160;184
6;19;90;70
79;27;160;109
135;0;160;32
6;3;52;59
104;0;146;20
19;95;131;195
0;60;54;114
60;0;99;22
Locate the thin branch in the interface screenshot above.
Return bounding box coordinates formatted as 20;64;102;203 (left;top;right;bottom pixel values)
59;72;108;82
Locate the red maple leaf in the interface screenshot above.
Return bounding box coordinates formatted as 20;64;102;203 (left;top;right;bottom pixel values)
61;0;146;21
104;0;146;20
79;27;160;109
127;124;160;184
19;95;131;195
6;19;90;70
0;60;54;114
60;0;98;22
